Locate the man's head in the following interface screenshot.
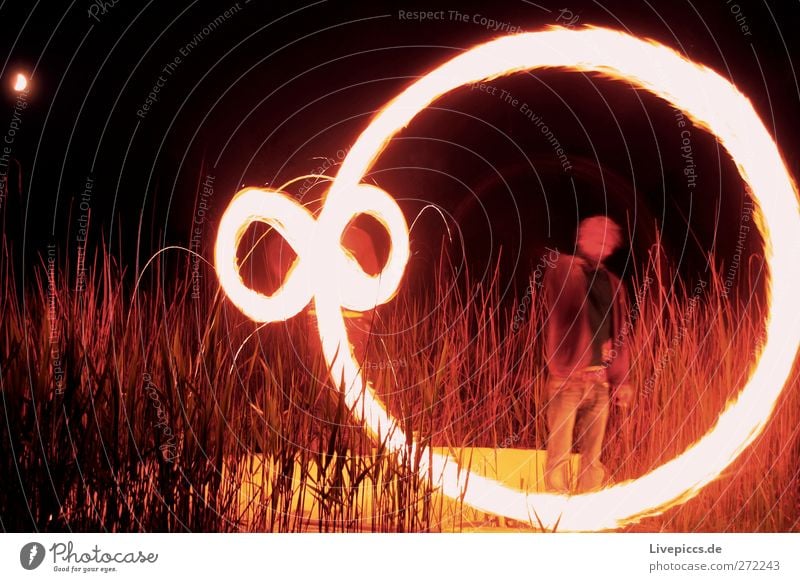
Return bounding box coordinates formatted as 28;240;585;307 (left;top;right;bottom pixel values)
576;215;622;263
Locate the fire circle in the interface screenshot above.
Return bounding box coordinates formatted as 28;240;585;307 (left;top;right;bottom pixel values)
217;27;800;531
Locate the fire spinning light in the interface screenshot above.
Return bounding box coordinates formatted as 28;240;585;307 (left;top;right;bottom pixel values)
215;27;800;531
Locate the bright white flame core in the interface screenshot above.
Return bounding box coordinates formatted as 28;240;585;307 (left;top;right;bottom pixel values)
13;73;27;92
217;27;800;531
215;184;409;322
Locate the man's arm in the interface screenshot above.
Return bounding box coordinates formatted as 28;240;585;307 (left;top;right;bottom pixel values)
542;254;587;379
608;277;635;406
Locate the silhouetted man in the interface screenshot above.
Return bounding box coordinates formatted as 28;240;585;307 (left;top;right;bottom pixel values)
542;216;634;493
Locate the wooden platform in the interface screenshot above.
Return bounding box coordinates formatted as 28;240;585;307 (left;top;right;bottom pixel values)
227;448;581;531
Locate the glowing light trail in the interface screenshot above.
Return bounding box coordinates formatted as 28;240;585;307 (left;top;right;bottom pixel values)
216;27;800;530
215;184;409;322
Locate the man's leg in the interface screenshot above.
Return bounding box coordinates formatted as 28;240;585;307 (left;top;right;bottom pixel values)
544;377;581;493
575;381;611;492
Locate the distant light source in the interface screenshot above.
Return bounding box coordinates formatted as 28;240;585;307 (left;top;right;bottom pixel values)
13;73;27;92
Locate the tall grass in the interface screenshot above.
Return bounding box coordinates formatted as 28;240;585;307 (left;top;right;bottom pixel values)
0;227;797;532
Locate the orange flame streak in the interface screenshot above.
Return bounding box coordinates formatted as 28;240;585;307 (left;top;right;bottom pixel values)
216;26;800;531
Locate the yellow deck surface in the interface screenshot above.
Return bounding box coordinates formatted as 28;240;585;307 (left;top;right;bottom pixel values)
227;448;581;531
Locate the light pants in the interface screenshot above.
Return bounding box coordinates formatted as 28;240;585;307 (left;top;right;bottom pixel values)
544;368;610;493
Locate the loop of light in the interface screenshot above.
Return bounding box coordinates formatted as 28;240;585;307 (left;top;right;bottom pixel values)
216;27;800;531
215;184;409;322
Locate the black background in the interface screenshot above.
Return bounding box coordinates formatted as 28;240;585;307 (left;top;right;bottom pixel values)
1;0;797;300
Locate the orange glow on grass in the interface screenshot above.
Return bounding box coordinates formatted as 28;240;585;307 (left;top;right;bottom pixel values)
216;27;800;531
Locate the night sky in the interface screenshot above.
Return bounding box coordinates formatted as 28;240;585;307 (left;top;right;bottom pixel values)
1;0;797;301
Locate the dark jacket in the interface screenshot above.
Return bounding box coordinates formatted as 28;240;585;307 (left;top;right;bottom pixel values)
542;253;632;388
